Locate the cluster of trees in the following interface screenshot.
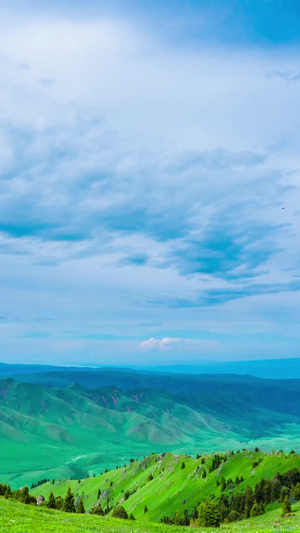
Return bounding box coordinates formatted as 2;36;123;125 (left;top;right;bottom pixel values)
0;483;12;499
0;484;36;505
30;479;50;489
47;488;122;516
161;500;221;527
160;467;300;527
46;487;86;514
218;475;244;491
161;509;191;526
209;454;227;473
217;467;300;523
201;454;228;480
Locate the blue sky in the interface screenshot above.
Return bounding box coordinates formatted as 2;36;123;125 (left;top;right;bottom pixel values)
0;0;299;365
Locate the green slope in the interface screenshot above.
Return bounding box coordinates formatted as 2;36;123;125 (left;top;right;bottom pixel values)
1;496;300;533
0;497;189;533
32;450;300;523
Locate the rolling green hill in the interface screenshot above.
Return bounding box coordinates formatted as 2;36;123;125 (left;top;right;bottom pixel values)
31;450;300;524
1;373;300;488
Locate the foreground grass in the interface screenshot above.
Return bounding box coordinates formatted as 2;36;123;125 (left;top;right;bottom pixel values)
1;498;300;533
0;497;189;532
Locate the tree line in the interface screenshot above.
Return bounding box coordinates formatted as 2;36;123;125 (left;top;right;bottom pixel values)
161;466;300;527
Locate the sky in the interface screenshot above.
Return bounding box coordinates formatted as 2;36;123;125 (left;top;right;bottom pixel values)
0;0;300;365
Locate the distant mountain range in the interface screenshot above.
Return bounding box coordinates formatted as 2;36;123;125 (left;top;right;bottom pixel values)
1;357;300;379
1;368;300;488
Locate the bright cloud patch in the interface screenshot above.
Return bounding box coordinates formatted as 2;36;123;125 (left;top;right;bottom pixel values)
140;338;179;351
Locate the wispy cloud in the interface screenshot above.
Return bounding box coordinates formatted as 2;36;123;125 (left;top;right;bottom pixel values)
268;70;300;83
0;5;299;364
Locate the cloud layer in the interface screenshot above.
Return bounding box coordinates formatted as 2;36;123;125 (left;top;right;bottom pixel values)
0;3;299;364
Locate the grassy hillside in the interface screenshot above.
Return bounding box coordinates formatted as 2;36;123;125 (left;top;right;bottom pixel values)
2;496;300;533
32;450;300;523
2;374;300;487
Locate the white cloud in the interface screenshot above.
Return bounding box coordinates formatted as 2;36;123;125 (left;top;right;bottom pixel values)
139;337;219;355
140;337;179;351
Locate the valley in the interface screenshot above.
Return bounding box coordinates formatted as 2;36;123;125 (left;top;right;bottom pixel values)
1;368;300;487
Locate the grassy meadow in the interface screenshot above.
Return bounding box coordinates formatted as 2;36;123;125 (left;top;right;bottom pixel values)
1;496;300;532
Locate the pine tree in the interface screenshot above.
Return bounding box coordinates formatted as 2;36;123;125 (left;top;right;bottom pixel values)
191;506;198;520
260;502;265;515
244;485;254;512
173;510;183;525
55;496;63;510
77;499;85;514
271;479;281;501
202;469;207;479
144;505;148;513
183;509;190;526
282;495;291;516
4;486;11;499
264;480;272;504
197;499;221;527
90;503;104;515
250;500;261;517
19;487;30;504
181;461;185;469
244;504;250;519
293;483;300;501
97;489;101;499
112;506;128;519
47;492;56;509
63;487;76;513
280;486;291;502
228;510;239;522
